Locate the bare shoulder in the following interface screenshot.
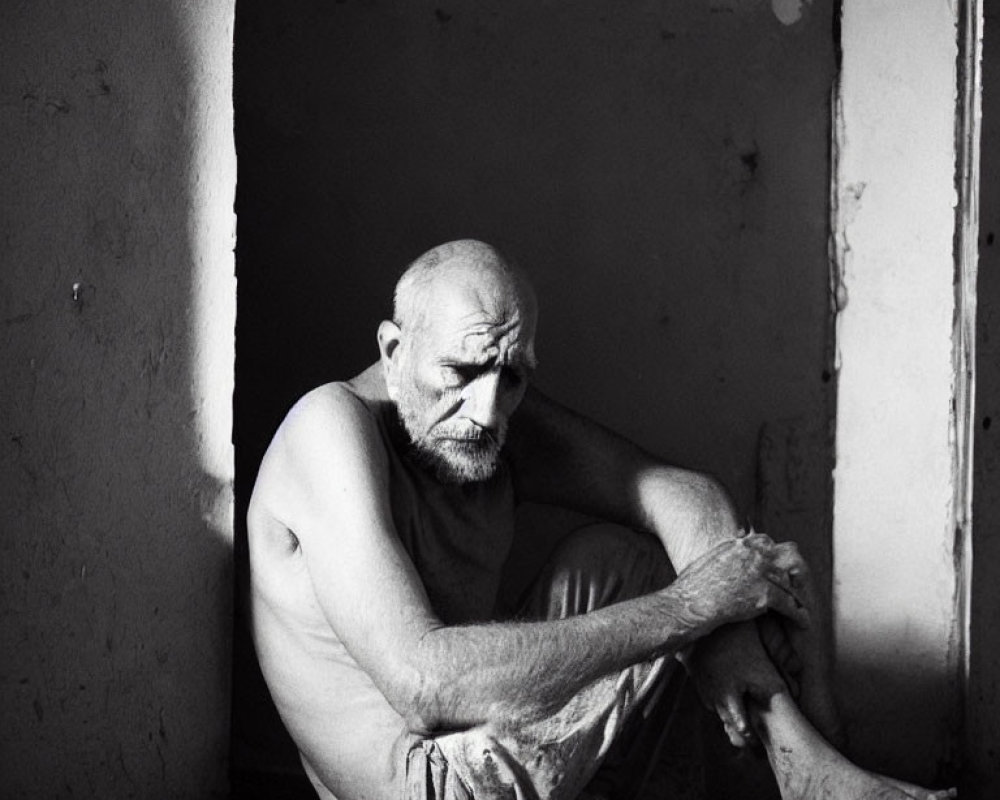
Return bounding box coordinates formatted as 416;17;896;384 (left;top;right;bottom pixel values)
283;381;375;444
249;374;391;532
278;363;388;453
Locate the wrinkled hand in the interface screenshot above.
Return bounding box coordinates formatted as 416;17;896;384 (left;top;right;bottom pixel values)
686;619;803;748
671;531;811;634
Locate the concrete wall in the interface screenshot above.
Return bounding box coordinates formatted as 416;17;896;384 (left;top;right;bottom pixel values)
831;0;966;787
0;2;235;797
233;1;836;794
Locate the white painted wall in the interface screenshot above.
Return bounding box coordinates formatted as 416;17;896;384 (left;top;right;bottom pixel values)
832;0;962;781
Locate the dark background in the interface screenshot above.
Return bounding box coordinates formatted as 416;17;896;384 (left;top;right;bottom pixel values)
231;2;839;797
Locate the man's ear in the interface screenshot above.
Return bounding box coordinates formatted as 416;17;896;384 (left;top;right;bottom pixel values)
377;320;403;366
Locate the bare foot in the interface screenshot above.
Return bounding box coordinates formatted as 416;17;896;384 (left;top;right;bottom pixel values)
879;774;957;800
757;693;956;800
771;748;953;800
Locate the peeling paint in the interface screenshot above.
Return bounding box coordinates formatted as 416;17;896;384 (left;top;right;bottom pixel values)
840;181;866;222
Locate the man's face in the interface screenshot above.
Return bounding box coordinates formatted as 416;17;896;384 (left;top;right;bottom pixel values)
387;274;537;484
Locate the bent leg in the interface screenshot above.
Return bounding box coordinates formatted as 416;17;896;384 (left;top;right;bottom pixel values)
689;552;842;750
756;559;844;750
691;580;954;799
516;523;675;621
409;524;679;800
683;552;954;800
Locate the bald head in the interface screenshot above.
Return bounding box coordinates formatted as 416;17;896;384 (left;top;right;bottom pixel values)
379;240;538;483
392;240;536;336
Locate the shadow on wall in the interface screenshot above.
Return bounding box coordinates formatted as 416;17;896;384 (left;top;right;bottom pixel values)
0;1;233;797
833;658;961;789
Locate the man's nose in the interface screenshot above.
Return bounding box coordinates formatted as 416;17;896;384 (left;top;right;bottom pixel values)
459;371;502;431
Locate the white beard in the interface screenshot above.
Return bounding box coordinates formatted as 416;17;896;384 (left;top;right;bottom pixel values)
395;384;505;484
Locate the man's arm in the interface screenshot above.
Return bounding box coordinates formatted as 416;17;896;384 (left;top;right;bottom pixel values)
268;384;807;735
506;386;809;744
506;386;740;570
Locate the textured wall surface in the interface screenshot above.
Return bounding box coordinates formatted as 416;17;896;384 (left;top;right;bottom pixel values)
969;1;1000;794
831;0;962;786
0;2;235;797
233;1;835;796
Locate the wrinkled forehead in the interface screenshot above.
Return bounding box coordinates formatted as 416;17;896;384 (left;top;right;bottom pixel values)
418;276;537;367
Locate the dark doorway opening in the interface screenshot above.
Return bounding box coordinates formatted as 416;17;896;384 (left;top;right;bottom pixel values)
230;3;837;797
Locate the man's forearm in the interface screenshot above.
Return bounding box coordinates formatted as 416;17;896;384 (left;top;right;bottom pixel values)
397;528;804;735
403;582;707;734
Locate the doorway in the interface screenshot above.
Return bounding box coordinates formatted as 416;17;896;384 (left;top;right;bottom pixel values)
230;3;838;797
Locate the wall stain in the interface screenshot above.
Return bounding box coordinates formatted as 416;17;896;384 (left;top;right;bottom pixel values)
45;98;71;115
3;312;35;326
21;90;71;115
723;137;762;197
94;60;111;96
771;0;813;26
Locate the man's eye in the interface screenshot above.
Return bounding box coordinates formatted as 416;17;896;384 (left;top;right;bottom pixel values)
445;365;479;384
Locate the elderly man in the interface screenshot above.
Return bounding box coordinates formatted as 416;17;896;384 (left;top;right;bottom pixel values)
248;240;952;800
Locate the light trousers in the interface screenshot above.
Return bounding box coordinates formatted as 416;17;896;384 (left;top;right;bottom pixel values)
405;525;680;800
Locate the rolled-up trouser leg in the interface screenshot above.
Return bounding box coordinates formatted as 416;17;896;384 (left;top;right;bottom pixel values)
404;524;678;800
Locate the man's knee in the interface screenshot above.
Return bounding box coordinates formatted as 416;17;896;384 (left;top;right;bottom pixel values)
529;523;675;619
556;522;672;576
